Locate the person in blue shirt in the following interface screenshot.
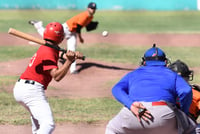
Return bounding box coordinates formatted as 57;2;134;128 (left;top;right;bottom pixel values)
105;44;193;134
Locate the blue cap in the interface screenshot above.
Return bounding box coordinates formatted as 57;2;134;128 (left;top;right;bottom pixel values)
88;2;97;9
144;44;166;65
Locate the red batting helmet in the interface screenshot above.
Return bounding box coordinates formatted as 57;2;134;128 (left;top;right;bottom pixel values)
43;22;64;44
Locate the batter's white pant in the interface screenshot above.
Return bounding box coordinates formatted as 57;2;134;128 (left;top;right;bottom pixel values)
34;22;77;73
105;102;178;134
13;79;55;134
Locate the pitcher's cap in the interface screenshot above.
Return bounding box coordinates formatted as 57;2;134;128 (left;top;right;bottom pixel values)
88;2;97;9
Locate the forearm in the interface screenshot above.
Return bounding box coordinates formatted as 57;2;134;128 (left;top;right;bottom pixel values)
112;85;133;109
112;74;133;109
51;60;72;81
77;33;82;39
50;50;82;81
76;24;84;43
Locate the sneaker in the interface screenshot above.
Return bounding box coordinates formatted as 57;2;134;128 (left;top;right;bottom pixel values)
71;70;79;74
28;20;43;29
28;20;40;25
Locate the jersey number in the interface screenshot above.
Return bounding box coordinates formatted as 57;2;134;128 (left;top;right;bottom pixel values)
29;53;37;67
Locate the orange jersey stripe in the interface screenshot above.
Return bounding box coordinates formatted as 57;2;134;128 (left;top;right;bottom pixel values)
66;11;93;32
189;89;200;117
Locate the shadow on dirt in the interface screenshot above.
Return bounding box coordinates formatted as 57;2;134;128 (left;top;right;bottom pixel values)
76;62;134;73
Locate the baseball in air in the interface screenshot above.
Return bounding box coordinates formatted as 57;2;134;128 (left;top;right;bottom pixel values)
102;31;109;37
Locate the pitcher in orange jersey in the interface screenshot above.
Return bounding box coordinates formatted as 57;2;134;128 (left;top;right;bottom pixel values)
62;2;97;74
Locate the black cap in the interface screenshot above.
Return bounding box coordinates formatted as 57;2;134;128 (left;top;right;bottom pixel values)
88;2;97;9
168;60;193;79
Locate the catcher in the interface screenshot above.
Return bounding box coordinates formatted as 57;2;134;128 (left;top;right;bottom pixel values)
28;2;98;74
168;59;200;133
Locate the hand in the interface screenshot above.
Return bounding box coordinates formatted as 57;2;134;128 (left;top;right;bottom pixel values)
75;51;84;60
65;50;76;63
130;102;152;122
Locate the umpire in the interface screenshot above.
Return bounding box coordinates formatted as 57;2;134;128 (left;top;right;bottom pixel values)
105;44;193;134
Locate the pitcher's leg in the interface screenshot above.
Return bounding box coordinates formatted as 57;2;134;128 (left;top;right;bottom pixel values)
34;21;45;37
67;34;77;73
28;20;44;37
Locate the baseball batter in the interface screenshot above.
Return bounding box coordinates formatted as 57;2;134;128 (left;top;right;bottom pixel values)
29;2;98;74
105;45;193;134
13;22;83;134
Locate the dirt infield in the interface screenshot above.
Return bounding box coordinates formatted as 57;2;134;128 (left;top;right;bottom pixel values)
3;32;200;47
0;32;200;134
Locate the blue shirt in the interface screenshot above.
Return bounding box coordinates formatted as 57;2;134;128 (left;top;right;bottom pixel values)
112;65;192;114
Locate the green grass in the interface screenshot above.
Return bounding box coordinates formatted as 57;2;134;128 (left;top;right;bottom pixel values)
78;44;200;66
50;97;121;124
1;44;200;84
0;45;38;62
1;10;200;33
0;76;18;92
3;44;200;67
78;44;200;84
1;10;200;125
0;92;121;125
0;76;122;125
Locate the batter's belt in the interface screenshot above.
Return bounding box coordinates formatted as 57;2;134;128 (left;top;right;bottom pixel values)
18;79;44;88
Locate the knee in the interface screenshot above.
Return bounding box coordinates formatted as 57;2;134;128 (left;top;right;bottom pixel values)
39;120;55;133
46;122;55;132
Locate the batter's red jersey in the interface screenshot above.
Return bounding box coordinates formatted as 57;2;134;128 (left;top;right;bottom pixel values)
66;11;93;32
20;45;59;89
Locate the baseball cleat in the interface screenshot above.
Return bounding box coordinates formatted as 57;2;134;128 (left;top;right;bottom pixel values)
28;20;40;25
28;20;43;29
71;70;79;74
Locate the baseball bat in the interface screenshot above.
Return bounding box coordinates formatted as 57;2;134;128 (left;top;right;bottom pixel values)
8;28;85;60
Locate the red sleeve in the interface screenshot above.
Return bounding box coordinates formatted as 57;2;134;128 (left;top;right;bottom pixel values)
43;59;58;71
42;47;59;71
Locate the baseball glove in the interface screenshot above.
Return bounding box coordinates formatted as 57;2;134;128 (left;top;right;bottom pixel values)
86;21;99;32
